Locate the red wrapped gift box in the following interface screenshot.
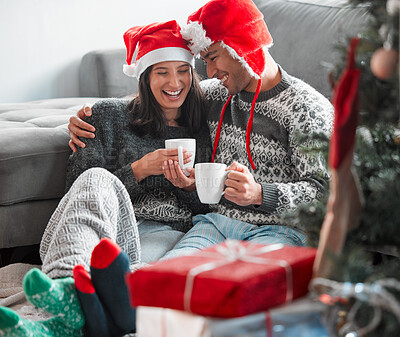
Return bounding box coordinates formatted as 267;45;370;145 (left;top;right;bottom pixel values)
126;240;317;318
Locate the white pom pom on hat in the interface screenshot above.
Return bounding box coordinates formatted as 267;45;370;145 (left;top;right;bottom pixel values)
123;64;136;77
181;21;212;56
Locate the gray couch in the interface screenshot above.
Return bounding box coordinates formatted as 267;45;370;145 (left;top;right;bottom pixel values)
0;0;368;256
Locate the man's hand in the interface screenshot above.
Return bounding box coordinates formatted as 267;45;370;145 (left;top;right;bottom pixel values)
68;105;96;152
163;161;196;191
224;162;262;206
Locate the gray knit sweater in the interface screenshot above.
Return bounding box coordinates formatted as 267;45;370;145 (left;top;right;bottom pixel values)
66;98;211;232
201;66;334;226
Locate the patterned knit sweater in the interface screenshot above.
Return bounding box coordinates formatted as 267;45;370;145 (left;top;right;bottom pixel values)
201;66;334;226
65;98;211;232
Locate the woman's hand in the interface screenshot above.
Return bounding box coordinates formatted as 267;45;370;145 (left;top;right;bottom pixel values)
163;160;196;191
131;149;192;182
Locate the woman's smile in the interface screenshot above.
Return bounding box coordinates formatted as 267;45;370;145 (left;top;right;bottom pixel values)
163;89;184;100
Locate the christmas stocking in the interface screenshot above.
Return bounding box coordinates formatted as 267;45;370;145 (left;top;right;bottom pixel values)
314;38;364;278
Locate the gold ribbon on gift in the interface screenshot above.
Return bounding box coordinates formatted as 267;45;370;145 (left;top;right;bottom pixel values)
183;240;293;313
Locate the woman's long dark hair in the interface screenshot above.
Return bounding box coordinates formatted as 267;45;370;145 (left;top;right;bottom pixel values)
127;65;205;137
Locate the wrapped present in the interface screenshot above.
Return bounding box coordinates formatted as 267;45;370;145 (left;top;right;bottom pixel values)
126;240;317;318
136;299;329;337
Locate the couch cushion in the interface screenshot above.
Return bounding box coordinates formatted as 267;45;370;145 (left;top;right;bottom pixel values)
254;0;369;98
0;97;99;206
0;199;61;248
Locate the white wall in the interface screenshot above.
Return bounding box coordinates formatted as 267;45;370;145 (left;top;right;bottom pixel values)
0;0;208;103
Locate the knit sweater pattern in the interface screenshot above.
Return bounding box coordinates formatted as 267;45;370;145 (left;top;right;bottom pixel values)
66;98;211;232
201;67;334;226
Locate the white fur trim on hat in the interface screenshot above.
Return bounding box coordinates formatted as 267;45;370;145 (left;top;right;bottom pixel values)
181;21;213;56
219;41;260;79
220;41;273;79
124;47;194;79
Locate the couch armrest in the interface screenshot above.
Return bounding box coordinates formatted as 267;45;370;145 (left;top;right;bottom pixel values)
79;49;138;98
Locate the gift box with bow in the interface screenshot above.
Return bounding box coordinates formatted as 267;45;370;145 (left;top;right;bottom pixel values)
126;240;317;318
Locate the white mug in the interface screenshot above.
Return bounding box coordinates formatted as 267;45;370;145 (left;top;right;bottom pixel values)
195;163;231;204
165;138;196;176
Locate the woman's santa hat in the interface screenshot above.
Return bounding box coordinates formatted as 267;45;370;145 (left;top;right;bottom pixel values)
123;20;194;80
181;0;273;170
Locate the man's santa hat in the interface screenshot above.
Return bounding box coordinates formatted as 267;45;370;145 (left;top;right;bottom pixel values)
123;20;194;80
181;0;273;170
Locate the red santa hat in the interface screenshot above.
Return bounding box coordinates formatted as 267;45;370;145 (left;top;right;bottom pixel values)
123;20;194;79
181;0;273;170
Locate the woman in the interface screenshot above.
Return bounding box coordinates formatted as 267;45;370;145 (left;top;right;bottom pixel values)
0;20;210;337
42;19;210;279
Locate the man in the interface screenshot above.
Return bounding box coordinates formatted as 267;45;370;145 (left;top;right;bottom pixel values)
69;0;333;253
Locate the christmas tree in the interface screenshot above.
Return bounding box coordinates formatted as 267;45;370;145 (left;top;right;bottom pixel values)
282;0;400;335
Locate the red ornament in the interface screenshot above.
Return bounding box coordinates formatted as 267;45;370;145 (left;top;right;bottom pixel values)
370;47;399;80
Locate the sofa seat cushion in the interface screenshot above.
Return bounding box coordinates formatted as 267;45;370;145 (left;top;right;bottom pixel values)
0;199;61;248
0;97;99;206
